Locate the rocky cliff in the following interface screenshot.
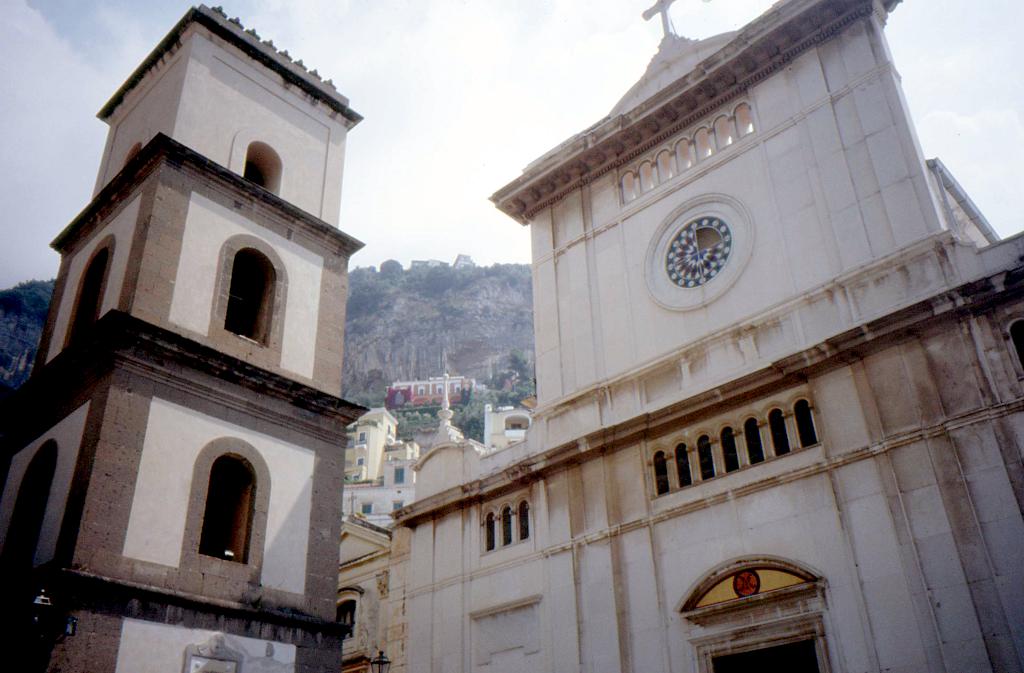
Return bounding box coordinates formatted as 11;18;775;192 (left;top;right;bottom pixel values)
342;262;534;406
0;280;53;391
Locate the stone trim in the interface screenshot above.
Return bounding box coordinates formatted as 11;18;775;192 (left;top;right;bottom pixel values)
178;438;273;587
689;612;832;673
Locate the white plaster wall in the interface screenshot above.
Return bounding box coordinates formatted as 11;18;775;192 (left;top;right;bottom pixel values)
46;195;141;362
169;191;324;379
0;403;89;565
95;44;191;192
122;397;314;594
174;31;348;224
115;618;296;673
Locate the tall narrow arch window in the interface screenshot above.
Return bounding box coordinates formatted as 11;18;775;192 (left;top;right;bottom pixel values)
1010;321;1024;369
697;435;715;480
653;450;670;495
794;400;818;447
721;427;740;473
656;150;675;182
768;409;791;456
621;171;638;203
735;103;755;136
69;247;110;344
224;248;276;343
675;443;692;487
639;161;656;192
199;455;256;563
676;138;695;171
485;512;496;551
714;115;736;149
2;441;57;571
336;599;356;637
744;418;765;464
501;506;513;546
243;141;282;194
518;501;530;541
695;128;714;160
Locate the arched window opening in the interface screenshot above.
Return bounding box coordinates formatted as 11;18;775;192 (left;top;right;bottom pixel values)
695;128;714;160
2;441;58;572
621;171;638;203
794;400;818;447
336;599;356;638
768;409;790;456
485;512;496;551
675;443;692;487
1010;321;1024;369
199;455;256;563
243;141;282;194
224;248;276;343
653;451;670;495
501;506;513;546
744;418;765;464
69;247;110;344
714;116;736;149
518;501;530;541
721;427;740;473
656;150;676;182
639;161;656;192
735;103;755;136
697;435;715;480
676;139;695;171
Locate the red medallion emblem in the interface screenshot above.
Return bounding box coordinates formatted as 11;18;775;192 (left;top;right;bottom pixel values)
732;569;761;597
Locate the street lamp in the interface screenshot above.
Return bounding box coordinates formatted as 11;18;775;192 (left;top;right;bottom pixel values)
369;650;391;673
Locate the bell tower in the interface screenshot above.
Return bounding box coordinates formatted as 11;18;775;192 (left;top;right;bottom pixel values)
0;6;364;673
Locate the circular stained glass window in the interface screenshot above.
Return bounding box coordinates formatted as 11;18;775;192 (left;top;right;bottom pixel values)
665;217;733;288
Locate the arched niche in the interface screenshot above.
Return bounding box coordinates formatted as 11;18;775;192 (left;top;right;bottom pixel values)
678;557;832;673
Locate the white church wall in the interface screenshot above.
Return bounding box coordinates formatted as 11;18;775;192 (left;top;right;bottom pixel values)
122;396;314;594
115;618;296;673
0;402;89;565
168;191;324;380
47;194;141;362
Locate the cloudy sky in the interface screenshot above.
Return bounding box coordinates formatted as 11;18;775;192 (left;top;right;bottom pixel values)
1;0;1021;287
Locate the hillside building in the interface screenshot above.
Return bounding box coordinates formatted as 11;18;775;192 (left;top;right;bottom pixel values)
453;254;477;269
386;375;475;409
0;6;363;672
482;404;532;451
384;1;1024;672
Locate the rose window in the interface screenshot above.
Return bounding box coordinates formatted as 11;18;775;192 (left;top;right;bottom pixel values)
665;217;733;288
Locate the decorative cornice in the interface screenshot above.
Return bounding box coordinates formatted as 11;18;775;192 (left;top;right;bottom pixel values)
50;133;364;258
98;5;361;124
491;0;878;224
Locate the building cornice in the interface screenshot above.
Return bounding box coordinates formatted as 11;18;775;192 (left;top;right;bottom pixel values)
393;260;1024;526
98;5;361;124
50;133;364;258
491;0;892;224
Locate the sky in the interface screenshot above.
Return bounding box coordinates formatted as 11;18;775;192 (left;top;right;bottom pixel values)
0;0;1021;288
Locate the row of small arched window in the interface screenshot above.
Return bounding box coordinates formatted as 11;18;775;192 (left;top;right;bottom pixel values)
484;500;530;552
622;102;755;203
652;399;818;496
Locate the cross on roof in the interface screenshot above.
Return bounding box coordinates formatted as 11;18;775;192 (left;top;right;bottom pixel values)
642;0;679;38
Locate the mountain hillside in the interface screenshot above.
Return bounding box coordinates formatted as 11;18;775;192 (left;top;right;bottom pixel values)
0;265;535;411
342;261;534;407
0;280;53;390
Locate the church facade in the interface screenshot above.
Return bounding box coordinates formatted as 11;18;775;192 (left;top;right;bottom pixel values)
389;1;1024;672
0;6;363;672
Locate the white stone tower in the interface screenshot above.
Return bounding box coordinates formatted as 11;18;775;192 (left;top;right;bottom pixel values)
0;6;365;672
